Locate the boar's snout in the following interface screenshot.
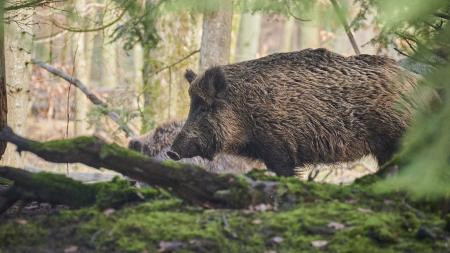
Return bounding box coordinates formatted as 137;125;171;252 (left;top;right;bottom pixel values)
169;131;203;160
128;138;142;152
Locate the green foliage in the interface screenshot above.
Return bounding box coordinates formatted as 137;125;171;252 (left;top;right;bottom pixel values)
111;0;162;51
363;0;450;198
353;0;449;58
163;0;316;19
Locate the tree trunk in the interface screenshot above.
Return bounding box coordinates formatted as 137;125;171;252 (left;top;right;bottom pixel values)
235;13;261;62
73;0;92;136
199;2;233;71
102;34;118;88
0;2;6;159
299;19;320;49
282;18;296;52
141;44;158;132
0;8;32;167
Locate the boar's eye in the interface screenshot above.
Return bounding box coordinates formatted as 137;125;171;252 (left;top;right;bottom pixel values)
191;95;208;113
192;95;204;107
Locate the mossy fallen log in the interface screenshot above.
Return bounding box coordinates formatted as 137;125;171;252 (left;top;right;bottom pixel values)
0;167;156;212
0;126;276;209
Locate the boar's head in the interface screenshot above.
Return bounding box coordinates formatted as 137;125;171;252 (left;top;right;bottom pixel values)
167;67;247;161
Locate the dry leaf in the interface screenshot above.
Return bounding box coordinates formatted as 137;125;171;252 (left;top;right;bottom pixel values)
64;245;78;253
311;240;328;248
327;221;345;230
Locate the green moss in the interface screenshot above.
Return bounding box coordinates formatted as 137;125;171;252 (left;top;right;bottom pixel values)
0;177;448;253
0;222;47;250
216;175;252;208
29;136;97;153
161;159;185;169
0;176;12;186
30;172;98;207
99;142;149;160
401;212;420;232
93;177;143;209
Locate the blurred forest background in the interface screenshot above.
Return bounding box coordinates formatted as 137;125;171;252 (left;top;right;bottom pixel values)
0;0;448;193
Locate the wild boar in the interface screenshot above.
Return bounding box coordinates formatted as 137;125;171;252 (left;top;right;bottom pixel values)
168;48;420;176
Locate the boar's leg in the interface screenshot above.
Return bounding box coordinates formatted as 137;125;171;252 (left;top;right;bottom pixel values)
247;137;297;176
260;149;297;176
264;158;296;176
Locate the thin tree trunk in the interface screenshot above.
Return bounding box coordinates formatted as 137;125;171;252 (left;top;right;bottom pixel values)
282;18;296;52
199;2;233;71
73;0;91;136
141;44;158;132
0;2;6;159
102;34;118;87
235;13;261;62
299;16;320;49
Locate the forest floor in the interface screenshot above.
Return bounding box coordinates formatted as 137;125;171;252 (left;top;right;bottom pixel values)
0;171;449;253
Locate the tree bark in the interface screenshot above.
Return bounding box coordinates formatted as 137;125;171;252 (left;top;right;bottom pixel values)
0;2;7;159
0;7;32;167
299;16;320;49
141;44;158;132
0;126;278;209
199;2;233;71
73;0;92;136
282;17;296;52
235;13;261;62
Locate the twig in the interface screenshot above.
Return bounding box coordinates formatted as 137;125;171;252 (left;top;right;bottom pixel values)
286;4;311;22
329;0;360;55
154;49;200;75
4;0;58;11
50;5;128;33
31;59;137;137
393;48;411;58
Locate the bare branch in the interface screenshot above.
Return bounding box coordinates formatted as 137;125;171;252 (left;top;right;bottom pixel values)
329;0;360;55
31;59;137;137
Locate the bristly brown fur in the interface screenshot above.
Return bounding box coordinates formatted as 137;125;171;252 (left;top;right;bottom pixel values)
171;48;420;176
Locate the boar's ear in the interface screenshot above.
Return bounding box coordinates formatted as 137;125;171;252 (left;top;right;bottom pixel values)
203;66;227;104
184;69;197;84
